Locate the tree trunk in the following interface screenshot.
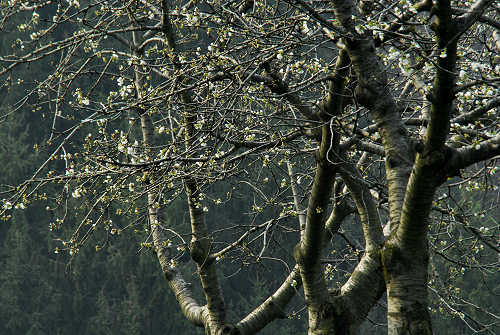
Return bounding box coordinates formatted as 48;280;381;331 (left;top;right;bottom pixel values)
383;241;432;335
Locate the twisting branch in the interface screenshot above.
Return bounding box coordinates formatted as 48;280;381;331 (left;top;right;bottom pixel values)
331;0;413;233
158;1;228;331
339;160;384;251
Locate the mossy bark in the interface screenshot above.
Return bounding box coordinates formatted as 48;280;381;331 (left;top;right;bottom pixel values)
382;242;432;335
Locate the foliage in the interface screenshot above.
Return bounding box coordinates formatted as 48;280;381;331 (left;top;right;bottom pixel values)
1;0;499;334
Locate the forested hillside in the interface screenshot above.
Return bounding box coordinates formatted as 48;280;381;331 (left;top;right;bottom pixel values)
0;118;307;335
0;95;307;334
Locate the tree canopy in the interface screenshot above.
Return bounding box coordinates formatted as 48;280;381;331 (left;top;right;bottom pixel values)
1;0;499;334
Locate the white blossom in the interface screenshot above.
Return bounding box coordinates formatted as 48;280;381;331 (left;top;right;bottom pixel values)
72;188;82;198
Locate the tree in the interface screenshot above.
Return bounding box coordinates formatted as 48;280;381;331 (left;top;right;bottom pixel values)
1;0;499;334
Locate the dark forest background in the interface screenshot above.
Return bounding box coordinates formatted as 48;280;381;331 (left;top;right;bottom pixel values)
0;9;498;335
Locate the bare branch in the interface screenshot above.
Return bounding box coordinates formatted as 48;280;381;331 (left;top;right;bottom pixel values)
236;266;302;334
454;0;497;39
452;96;500;125
447;135;500;172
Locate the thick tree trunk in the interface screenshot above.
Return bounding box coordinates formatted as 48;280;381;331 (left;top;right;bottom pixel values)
382;241;432;335
307;302;357;335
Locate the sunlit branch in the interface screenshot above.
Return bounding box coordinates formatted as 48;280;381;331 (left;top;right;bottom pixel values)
447;135;500;172
454;0;497;40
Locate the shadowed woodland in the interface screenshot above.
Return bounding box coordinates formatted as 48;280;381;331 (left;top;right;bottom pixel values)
0;0;499;334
